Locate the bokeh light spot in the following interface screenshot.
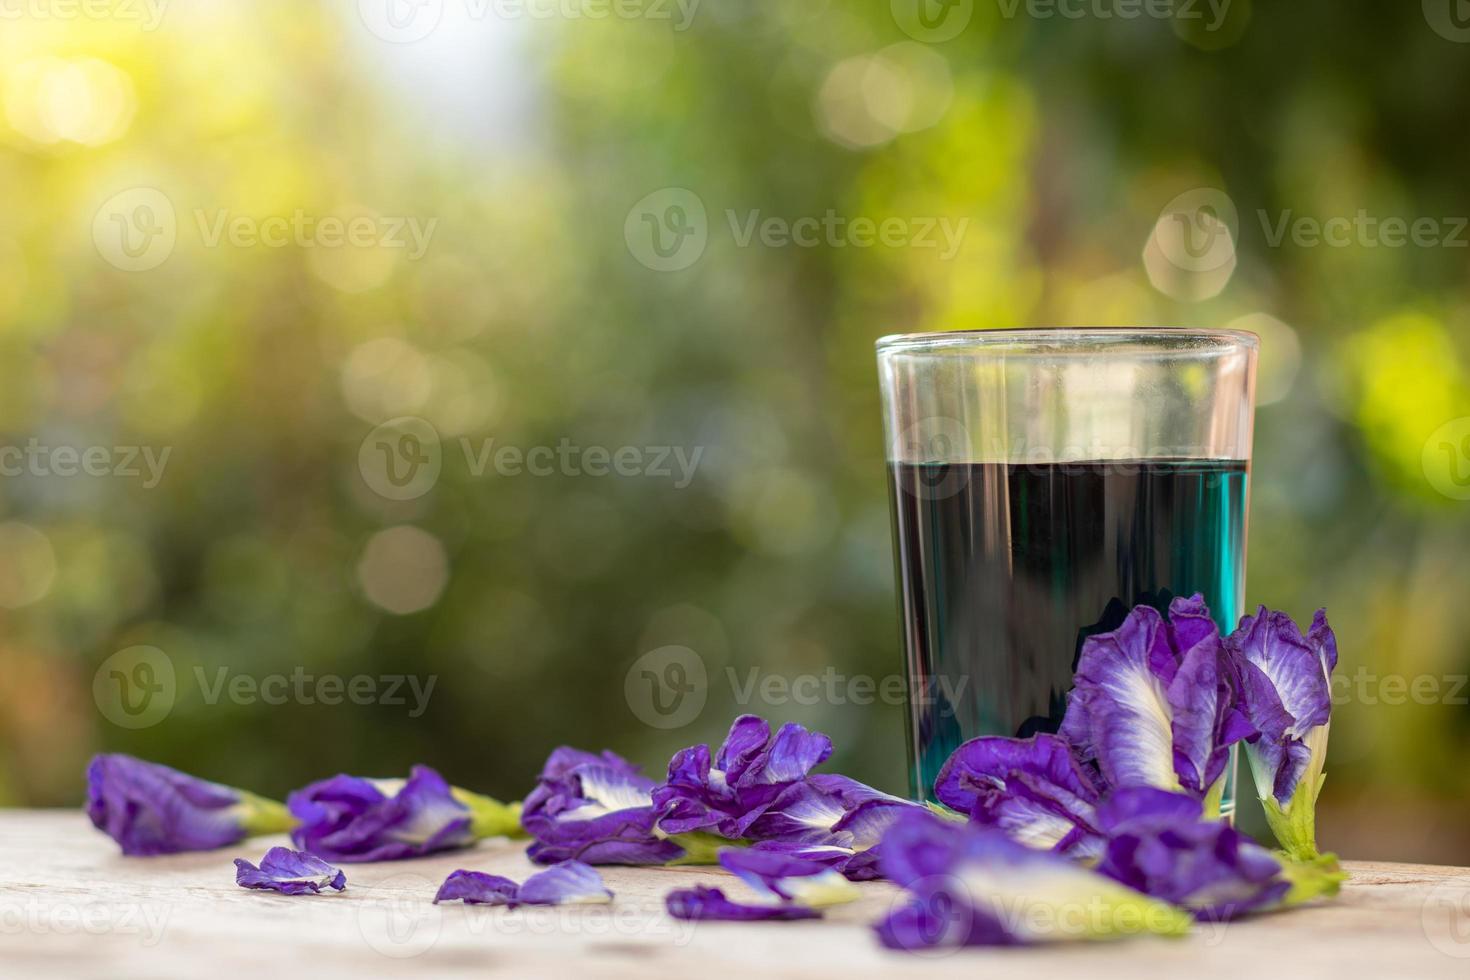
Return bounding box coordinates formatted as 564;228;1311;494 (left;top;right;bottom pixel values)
0;523;57;609
357;525;449;615
4;57;136;147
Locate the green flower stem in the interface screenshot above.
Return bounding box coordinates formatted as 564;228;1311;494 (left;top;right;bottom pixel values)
1276;852;1347;906
1261;770;1326;863
451;788;528;840
665;831;737;865
924;801;970;824
236;791;297;836
1202;772;1227;821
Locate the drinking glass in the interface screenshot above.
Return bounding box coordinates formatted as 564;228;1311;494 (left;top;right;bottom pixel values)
876;328;1258;814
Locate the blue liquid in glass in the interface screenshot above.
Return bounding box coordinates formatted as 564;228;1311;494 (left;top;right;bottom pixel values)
887;459;1249;810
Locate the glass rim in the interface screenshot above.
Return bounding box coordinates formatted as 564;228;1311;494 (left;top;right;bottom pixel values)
875;327;1260;356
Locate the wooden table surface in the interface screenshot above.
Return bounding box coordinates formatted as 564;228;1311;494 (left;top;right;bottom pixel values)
4;810;1469;979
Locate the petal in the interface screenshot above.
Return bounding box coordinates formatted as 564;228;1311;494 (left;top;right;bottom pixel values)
570;763;657;816
1167;633;1226;793
714;716;773;780
743;780;849;841
831;798;919;850
289;766;473;862
878;811;1191;947
1095;800;1289;920
876;896;1018;950
517;861;613;905
934;734;1099;816
717;847;858;906
665;885;820;921
1096;787;1203;833
750;723;833;786
434;870;520;906
1308;609;1338;677
235;847;346;895
527;836;683;866
1063;607;1180;791
933;735;1103;855
1230;609;1331;734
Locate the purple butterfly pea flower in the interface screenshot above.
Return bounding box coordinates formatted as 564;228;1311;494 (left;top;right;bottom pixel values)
874;810;1192;951
933;733;1105;858
434;860;612;907
743;773;922;880
234;846;346;895
1094;788;1289;920
664;843;863;922
718;847;860;907
1226;606;1338;861
288;765;521;863
665;885;821;921
521;747;686;866
652;715;833;839
1059;595;1252;807
86;754;294;856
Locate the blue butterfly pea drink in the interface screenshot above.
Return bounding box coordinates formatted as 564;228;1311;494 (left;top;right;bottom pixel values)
876;329;1258;814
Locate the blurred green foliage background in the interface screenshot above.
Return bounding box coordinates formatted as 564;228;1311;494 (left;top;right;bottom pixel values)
1;1;1468;862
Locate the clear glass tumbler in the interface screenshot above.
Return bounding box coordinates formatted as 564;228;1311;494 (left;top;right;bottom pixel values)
876;328;1258;812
